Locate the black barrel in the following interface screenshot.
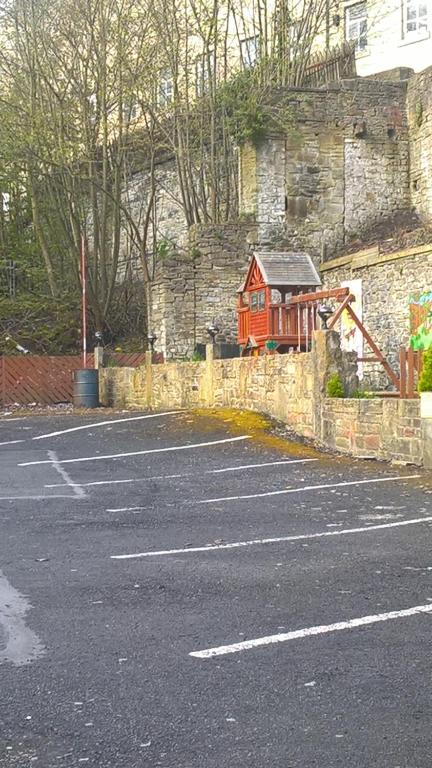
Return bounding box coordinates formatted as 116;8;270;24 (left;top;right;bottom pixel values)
73;369;99;408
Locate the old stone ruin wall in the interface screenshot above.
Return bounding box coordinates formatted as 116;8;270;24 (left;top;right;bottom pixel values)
151;223;256;359
118;66;432;362
240;76;411;263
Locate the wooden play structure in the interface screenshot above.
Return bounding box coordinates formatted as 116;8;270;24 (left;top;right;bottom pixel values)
237;250;408;395
237;251;323;354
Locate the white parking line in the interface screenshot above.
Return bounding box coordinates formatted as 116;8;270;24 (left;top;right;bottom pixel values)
44;458;318;489
32;411;183;440
0;495;82;500
110;515;432;560
189;603;432;659
0;440;25;446
197;475;421;504
47;451;86;498
19;435;251;466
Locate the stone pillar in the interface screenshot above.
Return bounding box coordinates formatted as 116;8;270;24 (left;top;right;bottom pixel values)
312;329;359;441
94;345;104;369
201;343;215;407
421;418;432;470
145;350;153;409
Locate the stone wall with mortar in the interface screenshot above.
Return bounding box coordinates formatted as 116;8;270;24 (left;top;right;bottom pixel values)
407;67;432;226
151;223;257;359
321;244;432;389
246;78;410;260
99;330;426;467
322;398;422;464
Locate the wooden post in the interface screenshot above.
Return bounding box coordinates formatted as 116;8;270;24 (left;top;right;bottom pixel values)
399;347;407;399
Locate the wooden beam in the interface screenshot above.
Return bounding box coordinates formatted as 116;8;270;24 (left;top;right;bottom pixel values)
327;294;355;330
345;304;400;391
290;287;350;305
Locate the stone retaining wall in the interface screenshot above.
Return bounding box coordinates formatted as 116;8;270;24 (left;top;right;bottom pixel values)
100;330;428;467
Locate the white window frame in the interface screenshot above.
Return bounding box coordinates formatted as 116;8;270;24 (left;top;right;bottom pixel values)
2;192;10;217
158;70;174;107
240;35;260;68
345;1;368;52
404;0;429;36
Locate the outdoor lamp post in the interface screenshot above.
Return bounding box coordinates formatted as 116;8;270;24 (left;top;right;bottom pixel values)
147;332;157;352
207;322;219;343
317;304;333;330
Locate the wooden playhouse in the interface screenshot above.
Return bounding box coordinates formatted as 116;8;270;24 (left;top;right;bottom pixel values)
237;251;322;355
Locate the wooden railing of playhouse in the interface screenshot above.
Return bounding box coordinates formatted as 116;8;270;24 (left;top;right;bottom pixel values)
399;347;423;399
277;287;402;392
268;287;351;350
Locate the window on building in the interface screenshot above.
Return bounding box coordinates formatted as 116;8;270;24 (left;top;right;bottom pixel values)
123;102;140;123
405;0;429;34
158;69;174;106
240;35;260;68
2;192;10;217
251;290;265;313
345;1;368;52
196;52;215;97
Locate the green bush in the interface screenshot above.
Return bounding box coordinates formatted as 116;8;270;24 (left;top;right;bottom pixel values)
352;388;373;399
326;372;345;398
418;347;432;392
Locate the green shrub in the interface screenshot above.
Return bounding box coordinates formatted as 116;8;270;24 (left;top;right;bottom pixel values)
326;372;345;398
352;388;373;399
418;347;432;392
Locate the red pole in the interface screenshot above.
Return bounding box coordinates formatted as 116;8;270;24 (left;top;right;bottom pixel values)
80;235;87;368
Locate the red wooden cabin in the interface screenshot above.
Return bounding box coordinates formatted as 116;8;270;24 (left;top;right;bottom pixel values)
237;251;322;355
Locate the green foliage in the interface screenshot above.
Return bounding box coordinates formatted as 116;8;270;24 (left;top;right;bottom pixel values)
415;101;424;128
191;350;205;362
217;69;267;146
352;388;374;399
0;294;81;354
326;372;345;398
418;347;432;392
156;238;174;260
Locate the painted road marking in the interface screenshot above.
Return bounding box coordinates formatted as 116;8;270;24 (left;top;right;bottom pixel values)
189;603;432;659
0;495;82;500
107;506;146;513
47;450;86;498
0;440;25;446
32;411;184;440
19;435;251;466
197;475;421;504
110;515;432;560
44;458;318;489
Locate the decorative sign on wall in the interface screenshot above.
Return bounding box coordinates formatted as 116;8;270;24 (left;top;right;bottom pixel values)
409;291;432;351
340;279;364;379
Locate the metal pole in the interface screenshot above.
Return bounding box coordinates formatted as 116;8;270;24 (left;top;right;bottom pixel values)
81;235;87;369
306;305;309;352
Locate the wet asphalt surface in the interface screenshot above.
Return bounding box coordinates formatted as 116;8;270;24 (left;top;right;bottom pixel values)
0;409;432;767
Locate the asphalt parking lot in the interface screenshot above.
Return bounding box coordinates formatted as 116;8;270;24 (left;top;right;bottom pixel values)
1;408;432;768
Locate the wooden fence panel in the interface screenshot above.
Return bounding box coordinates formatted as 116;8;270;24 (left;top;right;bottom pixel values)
399;347;423;398
0;352;147;405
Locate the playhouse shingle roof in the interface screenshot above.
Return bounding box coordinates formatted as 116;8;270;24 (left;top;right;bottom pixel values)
240;251;321;291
